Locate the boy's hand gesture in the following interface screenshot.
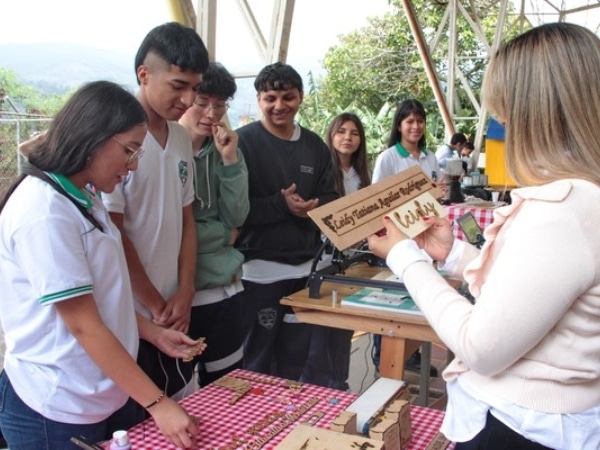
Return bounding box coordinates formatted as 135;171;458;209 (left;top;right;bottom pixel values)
281;183;319;217
212;122;238;165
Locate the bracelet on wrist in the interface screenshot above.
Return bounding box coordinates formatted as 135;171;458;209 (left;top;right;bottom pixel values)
144;392;165;410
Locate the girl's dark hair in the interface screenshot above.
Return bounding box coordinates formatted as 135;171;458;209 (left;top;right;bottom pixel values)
326;113;371;196
387;99;427;148
197;62;237;100
134;22;209;82
0;81;147;229
254;62;303;93
28;81;147;175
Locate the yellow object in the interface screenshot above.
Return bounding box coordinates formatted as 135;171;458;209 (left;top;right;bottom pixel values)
167;0;188;26
485;139;517;188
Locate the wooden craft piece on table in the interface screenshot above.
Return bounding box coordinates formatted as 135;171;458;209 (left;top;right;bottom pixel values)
234;373;281;385
212;375;253;404
329;411;357;434
303;411;325;426
308;166;445;250
345;378;407;435
385;399;412;449
212;374;305;406
246;397;320;450
424;432;452;450
246;411;286;435
230;384;253;404
183;336;206;362
213;375;250;391
281;380;304;392
369;419;401;450
275;423;384;450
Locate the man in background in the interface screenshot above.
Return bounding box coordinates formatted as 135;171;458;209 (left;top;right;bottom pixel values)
461;141;475;173
435;132;467;169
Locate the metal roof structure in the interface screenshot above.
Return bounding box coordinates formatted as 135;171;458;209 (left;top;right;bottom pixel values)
173;0;600;151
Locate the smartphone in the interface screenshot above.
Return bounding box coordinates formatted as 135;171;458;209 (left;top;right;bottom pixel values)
456;212;485;248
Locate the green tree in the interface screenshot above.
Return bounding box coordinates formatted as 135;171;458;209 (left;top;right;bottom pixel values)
300;0;523;156
0;68;68;196
0;68;70;116
298;72;396;165
318;12;427;115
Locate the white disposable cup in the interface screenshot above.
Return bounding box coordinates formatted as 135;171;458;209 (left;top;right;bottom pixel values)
491;191;500;202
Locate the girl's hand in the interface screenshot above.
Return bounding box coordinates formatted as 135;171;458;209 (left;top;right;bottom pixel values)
19;131;47;157
149;398;199;449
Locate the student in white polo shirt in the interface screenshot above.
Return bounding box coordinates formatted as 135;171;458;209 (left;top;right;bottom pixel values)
372;99;440;184
102;22;209;403
0;81;204;450
371;98;440;378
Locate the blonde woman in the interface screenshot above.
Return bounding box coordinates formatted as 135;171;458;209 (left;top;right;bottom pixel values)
368;23;600;449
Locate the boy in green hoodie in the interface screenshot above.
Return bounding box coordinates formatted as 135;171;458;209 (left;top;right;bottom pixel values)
179;62;249;386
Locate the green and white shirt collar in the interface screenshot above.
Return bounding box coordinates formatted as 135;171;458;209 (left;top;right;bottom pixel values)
45;173;93;209
394;142;428;158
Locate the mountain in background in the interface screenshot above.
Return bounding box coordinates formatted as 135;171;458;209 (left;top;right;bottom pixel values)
0;42;137;94
0;42;254;126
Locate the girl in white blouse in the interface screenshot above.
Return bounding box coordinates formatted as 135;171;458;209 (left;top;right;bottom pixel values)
326;112;371;197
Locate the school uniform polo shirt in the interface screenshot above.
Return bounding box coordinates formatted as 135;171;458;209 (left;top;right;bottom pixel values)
372;142;440;183
102;122;195;319
0;174;138;423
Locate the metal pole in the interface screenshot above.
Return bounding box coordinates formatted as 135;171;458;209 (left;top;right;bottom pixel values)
447;0;458;138
400;0;455;136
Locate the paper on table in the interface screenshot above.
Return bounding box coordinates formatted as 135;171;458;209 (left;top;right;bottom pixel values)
341;288;422;315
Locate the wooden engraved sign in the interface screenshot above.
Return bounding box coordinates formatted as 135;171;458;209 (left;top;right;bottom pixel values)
308;166;445;250
387;190;446;239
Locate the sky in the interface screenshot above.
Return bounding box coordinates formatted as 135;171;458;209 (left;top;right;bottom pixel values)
0;0;392;72
5;0;597;123
3;0;599;76
0;0;393;123
3;0;597;51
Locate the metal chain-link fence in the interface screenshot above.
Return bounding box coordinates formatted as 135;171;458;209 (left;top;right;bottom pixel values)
0;117;52;198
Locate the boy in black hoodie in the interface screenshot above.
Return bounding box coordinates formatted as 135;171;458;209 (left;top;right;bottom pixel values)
235;62;338;383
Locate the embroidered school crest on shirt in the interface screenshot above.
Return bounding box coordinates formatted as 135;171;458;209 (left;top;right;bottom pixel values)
300;165;314;174
178;160;189;186
257;308;277;330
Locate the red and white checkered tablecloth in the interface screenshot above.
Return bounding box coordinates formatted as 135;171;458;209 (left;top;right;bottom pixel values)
109;369;453;450
409;405;455;450
445;204;496;242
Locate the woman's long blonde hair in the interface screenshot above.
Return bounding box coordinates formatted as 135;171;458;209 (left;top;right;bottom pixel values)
482;23;600;186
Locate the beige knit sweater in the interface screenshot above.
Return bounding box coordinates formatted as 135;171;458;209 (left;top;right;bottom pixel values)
388;179;600;414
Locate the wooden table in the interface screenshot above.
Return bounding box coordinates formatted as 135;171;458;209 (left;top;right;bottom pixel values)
281;264;443;388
